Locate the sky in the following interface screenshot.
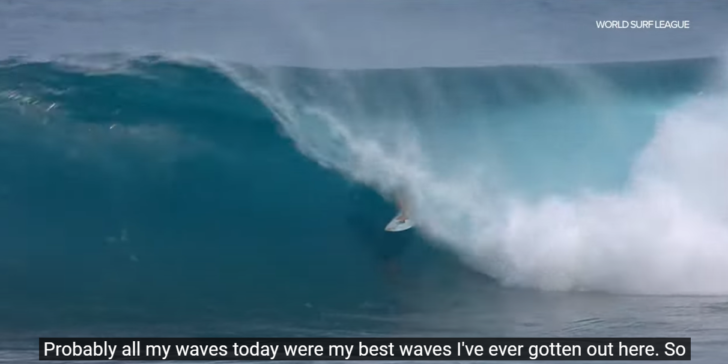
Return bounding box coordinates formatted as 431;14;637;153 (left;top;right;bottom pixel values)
1;0;726;68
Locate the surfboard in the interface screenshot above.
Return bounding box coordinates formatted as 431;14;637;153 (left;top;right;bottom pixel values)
385;213;414;232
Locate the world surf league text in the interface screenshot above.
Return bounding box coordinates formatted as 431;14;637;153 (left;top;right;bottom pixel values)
40;337;690;361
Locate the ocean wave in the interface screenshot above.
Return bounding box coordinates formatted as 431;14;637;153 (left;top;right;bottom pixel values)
1;54;727;305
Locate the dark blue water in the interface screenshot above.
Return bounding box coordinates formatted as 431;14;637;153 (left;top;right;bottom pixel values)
2;1;728;363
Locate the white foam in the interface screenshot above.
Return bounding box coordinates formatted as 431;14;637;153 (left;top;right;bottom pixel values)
231;59;728;295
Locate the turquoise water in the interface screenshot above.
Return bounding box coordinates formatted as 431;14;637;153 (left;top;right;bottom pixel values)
1;56;726;362
2;1;728;363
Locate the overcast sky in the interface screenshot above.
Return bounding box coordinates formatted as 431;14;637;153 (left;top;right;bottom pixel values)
1;0;727;68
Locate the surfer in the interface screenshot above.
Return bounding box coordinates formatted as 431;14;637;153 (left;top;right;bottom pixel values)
395;194;410;223
384;188;415;233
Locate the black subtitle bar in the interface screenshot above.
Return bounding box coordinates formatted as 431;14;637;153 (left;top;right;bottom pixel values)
39;337;691;361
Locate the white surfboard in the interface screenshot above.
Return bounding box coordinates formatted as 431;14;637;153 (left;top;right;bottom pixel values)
385;213;414;232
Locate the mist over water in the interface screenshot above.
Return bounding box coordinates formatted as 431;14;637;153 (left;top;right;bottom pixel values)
227;58;728;295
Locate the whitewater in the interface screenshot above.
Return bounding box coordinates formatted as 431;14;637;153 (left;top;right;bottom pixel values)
226;57;728;295
2;0;728;363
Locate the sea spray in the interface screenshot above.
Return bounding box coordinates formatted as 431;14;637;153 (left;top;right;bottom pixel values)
226;57;728;295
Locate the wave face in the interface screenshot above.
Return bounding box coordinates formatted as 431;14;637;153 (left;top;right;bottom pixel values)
0;59;442;332
1;55;727;332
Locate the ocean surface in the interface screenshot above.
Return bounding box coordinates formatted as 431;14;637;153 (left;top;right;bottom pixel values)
2;0;728;362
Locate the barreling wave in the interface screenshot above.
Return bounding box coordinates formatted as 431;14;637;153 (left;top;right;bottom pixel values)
1;54;727;311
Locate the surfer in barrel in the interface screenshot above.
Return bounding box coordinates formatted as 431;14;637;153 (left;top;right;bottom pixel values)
395;195;410;223
385;188;414;232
